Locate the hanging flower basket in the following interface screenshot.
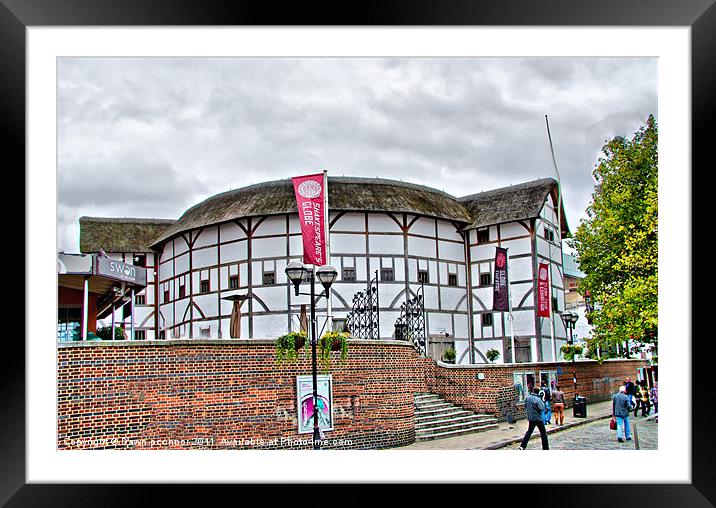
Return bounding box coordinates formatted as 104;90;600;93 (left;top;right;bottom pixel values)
275;331;308;364
318;331;349;371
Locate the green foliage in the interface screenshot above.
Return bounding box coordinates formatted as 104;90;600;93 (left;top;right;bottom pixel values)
275;331;307;364
560;344;583;362
96;326;125;340
318;331;349;372
485;348;500;363
568;115;658;356
442;347;456;363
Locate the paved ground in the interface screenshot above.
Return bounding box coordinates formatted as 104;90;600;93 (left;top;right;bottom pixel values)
503;414;658;450
394;400;658;450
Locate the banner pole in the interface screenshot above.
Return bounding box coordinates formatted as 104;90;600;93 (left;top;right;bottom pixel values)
507;248;515;363
323;170;333;332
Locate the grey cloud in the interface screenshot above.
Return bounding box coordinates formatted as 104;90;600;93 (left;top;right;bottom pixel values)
58;57;657;252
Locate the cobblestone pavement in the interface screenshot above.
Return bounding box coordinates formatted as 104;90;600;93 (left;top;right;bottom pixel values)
503;414;658;450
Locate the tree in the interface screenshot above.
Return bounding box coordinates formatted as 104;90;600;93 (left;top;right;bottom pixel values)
569;115;658;358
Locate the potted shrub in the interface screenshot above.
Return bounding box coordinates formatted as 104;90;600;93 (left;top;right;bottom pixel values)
560;344;584;362
486;348;500;363
275;331;307;364
318;331;349;371
442;347;456;364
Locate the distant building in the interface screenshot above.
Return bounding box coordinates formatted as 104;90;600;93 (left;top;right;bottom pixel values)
562;252;592;349
70;176;574;365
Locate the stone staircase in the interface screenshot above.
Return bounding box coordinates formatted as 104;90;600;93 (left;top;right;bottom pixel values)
414;393;499;441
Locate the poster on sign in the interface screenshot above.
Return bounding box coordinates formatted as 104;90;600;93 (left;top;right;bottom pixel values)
291;173;327;266
537;262;551;318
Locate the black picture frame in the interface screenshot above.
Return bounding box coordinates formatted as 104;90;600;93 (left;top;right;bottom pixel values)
4;0;708;505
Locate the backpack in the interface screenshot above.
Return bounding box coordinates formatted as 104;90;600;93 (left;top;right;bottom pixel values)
539;387;550;403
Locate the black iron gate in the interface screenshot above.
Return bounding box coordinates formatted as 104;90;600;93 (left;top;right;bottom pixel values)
346;270;380;340
394;284;426;355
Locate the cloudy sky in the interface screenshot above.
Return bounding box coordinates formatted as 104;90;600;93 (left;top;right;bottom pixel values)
58;57;657;253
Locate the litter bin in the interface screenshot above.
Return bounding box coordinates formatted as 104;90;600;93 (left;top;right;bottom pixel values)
573;396;587;418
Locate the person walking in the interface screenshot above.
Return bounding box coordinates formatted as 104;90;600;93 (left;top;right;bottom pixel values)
632;383;643;417
551;385;566;426
650;382;658;415
625;378;636;409
612;385;632;443
539;381;552;425
518;386;550;450
640;382;651;417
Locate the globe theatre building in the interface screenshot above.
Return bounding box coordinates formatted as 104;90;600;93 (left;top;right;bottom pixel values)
79;176;570;365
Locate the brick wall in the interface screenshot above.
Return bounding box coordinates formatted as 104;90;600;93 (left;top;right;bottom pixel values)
57;340;648;449
425;359;649;421
58;339;427;450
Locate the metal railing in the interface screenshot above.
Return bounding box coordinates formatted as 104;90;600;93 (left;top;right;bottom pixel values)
632;412;658;450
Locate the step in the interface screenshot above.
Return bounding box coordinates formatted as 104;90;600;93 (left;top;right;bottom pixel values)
416;414;495;429
415;401;454;411
415;406;468;419
415;423;500;441
414;393;442;402
416;417;498;435
416;409;474;423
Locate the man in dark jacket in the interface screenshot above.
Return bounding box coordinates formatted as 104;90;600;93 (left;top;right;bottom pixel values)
518;387;550;450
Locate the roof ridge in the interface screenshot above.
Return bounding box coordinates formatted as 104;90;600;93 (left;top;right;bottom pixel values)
80;216;176;223
458;177;557;202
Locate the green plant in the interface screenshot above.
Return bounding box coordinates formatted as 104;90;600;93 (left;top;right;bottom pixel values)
442;347;456;363
318;331;349;371
275;331;307;364
95;326;125;340
560;344;584;362
486;348;500;363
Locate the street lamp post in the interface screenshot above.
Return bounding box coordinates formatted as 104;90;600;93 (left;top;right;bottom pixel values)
285;260;338;450
560;309;580;401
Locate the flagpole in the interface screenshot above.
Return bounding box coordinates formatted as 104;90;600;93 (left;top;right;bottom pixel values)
545;115;561;362
323;169;333;332
507;248;515;363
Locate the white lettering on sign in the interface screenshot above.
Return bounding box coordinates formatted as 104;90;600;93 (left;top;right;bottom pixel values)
109;261;136;278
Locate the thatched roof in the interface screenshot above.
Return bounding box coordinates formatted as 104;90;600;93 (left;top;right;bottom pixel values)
79;217;176;253
459;178;569;235
81;177;569;251
150;177;474;247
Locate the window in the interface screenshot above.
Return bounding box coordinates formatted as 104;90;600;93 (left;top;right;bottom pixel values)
342;267;356;281
133;254;146;267
333;318;348;332
514;371;537;402
480;273;492;286
418;270;429;284
229;275;239;289
481;313;493;327
159;330;166;340
135;294;146;305
544;227;555;242
57;307;81;342
263;272;275;285
380;268;394;282
200;279;210;293
552;296;559;313
163;289;170;303
477;229;490;243
513;373;526;403
199;327;210;338
448;273;458;286
134;330;146;340
179;284;186;299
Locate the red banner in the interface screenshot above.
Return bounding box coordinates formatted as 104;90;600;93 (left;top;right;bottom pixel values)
292;173;327;266
537;262;551;318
